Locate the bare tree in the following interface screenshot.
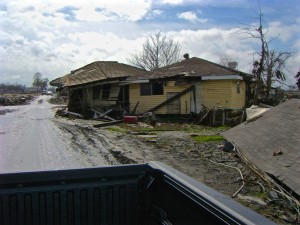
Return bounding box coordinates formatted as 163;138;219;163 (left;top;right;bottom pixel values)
32;72;49;92
32;72;42;92
219;54;238;69
128;32;181;71
296;70;300;90
236;5;293;103
264;50;292;98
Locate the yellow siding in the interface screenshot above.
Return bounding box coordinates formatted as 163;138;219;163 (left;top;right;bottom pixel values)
129;82;191;114
230;80;246;108
129;79;246;114
202;80;246;109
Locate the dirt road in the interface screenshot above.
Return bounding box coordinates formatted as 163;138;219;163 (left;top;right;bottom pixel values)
0;96;298;223
0;96;112;173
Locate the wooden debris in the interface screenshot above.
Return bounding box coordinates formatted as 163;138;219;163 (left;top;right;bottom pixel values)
93;120;123;128
273;149;283;156
91;108;115;121
131;101;139;115
144;85;195;113
67;111;84;119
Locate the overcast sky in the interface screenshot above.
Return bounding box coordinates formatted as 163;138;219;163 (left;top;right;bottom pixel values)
0;0;299;87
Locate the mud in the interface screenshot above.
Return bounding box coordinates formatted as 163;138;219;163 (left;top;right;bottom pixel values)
52;117;299;224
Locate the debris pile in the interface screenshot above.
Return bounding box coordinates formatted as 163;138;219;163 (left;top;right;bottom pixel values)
0;94;35;106
0;109;16;115
48;96;67;105
186;106;246;127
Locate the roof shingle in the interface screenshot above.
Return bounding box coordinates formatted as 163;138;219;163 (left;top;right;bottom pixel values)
64;61;147;87
127;57;252;81
223;99;300;196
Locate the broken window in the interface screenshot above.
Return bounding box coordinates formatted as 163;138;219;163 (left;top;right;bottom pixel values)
93;86;101;100
152;82;164;95
140;82;164;96
140;83;152;96
102;84;111;99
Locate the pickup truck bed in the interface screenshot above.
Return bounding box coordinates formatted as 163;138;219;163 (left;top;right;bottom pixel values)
0;162;275;225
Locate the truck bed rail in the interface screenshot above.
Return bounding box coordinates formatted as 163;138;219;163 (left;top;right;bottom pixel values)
0;162;276;225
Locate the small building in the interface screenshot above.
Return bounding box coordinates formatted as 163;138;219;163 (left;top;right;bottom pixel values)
123;57;253;115
51;61;147;114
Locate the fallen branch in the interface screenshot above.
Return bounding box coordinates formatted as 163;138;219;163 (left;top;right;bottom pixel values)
209;159;245;198
230;141;300;217
93;120;123;128
67;111;84;118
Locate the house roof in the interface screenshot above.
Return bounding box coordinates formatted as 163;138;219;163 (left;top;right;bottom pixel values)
126;57;253;81
49;76;66;87
55;61;148;87
223;99;300;196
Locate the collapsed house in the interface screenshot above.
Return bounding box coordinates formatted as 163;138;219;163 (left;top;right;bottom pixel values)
50;57;253;122
51;61;148;116
223;99;300;197
122;57;253;115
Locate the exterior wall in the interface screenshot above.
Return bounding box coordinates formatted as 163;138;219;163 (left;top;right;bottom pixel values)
129;81;191;114
190;82;202;113
82;83;120;109
129;79;246;115
202;80;246;109
231;80;246;108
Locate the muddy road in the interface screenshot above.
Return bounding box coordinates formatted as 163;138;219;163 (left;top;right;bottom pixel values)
0;96;298;224
0;96;113;173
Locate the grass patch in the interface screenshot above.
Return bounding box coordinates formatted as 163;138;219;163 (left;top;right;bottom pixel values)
192;135;224;143
106;126;127;133
253;192;269;200
182;125;229;133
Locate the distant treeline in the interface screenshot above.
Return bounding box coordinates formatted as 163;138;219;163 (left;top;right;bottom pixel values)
0;83;27;93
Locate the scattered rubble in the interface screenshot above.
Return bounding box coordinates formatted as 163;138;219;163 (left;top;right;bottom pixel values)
48;96;67;105
0;109;16;115
246;105;270;120
273;149;283;156
237;194;268;206
51;102;299;224
0;94;35;106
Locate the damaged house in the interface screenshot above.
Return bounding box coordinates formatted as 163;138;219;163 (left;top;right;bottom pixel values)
123;57;253;115
51;61;147;115
223;99;300;197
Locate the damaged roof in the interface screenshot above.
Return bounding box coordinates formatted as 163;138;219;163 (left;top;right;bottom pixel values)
55;61;148;87
223;99;300;197
126;57;252;81
49;76;66;87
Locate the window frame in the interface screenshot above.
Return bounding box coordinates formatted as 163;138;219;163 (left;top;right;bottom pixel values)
237;81;240;94
140;82;164;96
101;84;111;100
92;85;101;100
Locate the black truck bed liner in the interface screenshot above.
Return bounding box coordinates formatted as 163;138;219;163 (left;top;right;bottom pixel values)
0;162;276;225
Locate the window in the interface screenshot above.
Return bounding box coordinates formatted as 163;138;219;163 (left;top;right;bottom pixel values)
102;84;111;99
140;82;164;96
93;86;101;100
152;82;164;95
140;83;152;96
237;81;240;94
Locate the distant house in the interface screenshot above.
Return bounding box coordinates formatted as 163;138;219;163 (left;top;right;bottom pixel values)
122;57;253;115
51;61;147;113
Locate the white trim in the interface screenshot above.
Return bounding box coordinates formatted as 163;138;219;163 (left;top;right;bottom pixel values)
201;75;243;80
